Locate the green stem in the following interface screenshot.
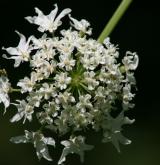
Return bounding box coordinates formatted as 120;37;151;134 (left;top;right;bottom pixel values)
97;0;133;43
9;88;21;93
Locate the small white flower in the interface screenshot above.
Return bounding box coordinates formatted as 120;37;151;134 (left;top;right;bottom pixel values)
69;15;92;35
76;94;93;112
10;100;34;123
54;30;79;55
98;68;110;82
25;4;71;33
31;34;53;50
122;51;139;70
94;86;106;100
103;37;119;57
123;83;135;104
36;62;56;79
37;110;54;125
125;72;136;85
55;39;75;56
17;72;37;93
59;29;85;50
0;76;10;111
27;91;42;108
39;83;57;100
43;60;57;77
10;130;55;161
2;31;32;67
79;39;103;70
58;136;93;164
60;29;80;42
55;92;75;107
58;54;75;71
30;53;46;68
54;72;71;90
83;71;99;90
38;47;56;61
31;51;57;79
37;101;60;125
43;101;60;117
80;54;98;70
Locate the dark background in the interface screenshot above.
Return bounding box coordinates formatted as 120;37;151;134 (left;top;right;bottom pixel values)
0;0;159;165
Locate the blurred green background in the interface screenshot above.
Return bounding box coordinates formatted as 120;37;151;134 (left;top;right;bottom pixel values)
0;0;159;165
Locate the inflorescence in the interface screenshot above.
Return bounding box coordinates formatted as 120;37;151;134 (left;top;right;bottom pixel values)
0;4;138;164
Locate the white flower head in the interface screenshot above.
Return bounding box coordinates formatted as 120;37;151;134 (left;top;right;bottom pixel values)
2;3;139;165
25;4;71;33
2;31;32;67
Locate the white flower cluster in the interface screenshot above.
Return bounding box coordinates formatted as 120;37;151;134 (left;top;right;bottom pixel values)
0;4;139;164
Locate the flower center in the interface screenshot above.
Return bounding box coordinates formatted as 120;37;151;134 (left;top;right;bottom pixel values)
71;73;82;87
69;64;85;99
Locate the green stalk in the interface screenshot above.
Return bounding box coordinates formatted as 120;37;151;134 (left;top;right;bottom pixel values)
9;88;21;93
97;0;133;43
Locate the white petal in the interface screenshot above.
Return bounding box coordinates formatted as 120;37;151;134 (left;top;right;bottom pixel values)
48;4;58;21
54;8;71;25
69;15;81;28
61;140;70;147
2;47;20;55
25;16;35;23
15;31;27;49
10;112;24;123
10;135;28;143
44;137;55;146
35;7;44;16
